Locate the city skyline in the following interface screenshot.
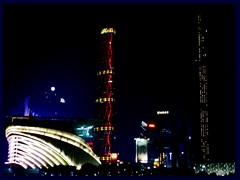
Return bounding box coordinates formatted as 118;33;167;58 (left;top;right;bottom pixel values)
3;4;235;163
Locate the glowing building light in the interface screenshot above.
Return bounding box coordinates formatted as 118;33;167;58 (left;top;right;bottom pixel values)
169;152;172;160
157;111;169;115
134;138;148;163
141;121;147;127
148;124;155;128
60;98;65;103
100;28;116;34
111;153;118;160
5;125;101;168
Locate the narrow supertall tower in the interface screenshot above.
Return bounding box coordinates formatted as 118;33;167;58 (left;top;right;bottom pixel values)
196;14;210;162
94;28;116;163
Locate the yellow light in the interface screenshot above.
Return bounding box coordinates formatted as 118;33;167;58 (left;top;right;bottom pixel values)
148;124;155;128
157;111;169;115
111;153;118;160
101;28;116;34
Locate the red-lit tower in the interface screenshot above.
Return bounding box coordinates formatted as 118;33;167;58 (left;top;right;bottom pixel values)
94;28;116;163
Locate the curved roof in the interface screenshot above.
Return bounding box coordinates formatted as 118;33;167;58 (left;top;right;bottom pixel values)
5;125;101;170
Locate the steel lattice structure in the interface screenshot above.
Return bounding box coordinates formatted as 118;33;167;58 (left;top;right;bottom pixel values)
95;28;116;163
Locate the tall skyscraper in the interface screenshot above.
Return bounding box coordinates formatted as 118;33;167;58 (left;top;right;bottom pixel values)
94;28;116;163
195;14;210;163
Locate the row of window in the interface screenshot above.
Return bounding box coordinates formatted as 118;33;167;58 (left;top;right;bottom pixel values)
99;156;111;161
200;95;208;104
94;126;114;131
96;97;115;103
200;124;209;137
97;69;114;76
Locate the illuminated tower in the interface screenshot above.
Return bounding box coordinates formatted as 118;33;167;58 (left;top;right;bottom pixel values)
196;14;210;162
94;28;116;163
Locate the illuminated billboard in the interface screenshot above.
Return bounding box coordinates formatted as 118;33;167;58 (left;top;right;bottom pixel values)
134;138;148;163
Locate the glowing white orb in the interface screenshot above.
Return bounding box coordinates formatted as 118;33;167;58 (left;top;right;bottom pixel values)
60;98;65;103
51;87;55;91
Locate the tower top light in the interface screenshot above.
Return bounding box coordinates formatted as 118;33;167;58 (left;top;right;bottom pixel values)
101;28;116;34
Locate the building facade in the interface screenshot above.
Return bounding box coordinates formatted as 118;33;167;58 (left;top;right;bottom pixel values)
195;13;210;163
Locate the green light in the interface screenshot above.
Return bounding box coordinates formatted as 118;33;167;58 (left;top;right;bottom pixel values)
101;28;116;34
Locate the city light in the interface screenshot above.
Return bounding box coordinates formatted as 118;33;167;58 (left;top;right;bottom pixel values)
60;98;65;103
148;124;155;128
100;28;116;34
3;8;235;176
111;153;118;160
157;111;169;115
5;125;101;169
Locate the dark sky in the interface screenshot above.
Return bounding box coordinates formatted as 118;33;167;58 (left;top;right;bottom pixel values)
3;4;235;162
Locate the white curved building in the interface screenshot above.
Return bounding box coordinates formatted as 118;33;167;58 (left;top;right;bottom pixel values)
5;117;101;170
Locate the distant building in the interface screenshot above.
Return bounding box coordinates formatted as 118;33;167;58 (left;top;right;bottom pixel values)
194;13;210;163
134;138;148;164
136;106;192;169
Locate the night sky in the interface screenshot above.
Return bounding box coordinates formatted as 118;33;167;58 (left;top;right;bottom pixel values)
3;4;235;162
